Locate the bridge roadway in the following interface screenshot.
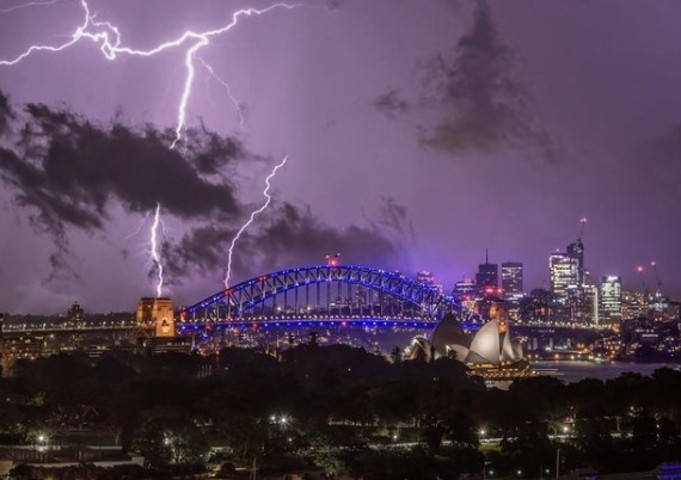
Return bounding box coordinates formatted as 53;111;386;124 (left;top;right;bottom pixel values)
0;318;609;337
0;323;152;337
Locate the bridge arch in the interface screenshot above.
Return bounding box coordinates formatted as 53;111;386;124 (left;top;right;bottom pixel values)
181;265;463;322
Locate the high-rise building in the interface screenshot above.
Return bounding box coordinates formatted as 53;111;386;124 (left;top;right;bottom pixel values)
501;262;524;298
598;276;622;325
621;290;646;321
476;250;498;297
588;284;599;325
549;252;578;303
567;240;585;287
453;278;477;300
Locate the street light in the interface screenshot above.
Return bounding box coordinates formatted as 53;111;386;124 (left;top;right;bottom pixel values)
482;461;491;480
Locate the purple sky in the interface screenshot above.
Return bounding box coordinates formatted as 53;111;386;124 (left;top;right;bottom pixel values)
0;0;680;313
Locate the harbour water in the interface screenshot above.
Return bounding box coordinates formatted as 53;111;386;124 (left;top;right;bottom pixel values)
534;361;678;383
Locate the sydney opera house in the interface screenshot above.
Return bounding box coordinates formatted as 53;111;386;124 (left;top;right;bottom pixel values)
406;314;535;379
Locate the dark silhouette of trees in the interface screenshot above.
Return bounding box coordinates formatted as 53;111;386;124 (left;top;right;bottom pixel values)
0;347;680;478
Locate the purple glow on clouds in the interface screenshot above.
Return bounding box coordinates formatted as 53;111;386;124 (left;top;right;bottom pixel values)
0;0;680;312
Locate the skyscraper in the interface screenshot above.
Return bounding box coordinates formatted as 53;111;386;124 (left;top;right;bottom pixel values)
453;278;477;300
567;240;585;287
549;252;578;303
476;250;498;297
501;262;524;298
598;276;622;325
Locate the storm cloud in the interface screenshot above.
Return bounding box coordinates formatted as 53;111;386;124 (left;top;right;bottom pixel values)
420;1;554;159
0;94;409;286
0;96;245;273
0;90;13;135
163;202;410;284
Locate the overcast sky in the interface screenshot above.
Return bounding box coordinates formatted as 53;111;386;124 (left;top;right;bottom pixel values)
0;0;680;313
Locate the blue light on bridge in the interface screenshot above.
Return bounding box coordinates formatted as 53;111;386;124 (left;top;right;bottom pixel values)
176;318;447;333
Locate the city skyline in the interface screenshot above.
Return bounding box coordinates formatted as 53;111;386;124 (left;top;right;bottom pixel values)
1;0;680;312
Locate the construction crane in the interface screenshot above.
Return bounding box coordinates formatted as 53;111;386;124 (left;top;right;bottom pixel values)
577;217;588;242
650;261;663;293
636;265;649;294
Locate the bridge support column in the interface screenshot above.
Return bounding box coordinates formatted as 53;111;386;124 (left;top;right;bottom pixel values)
136;297;175;337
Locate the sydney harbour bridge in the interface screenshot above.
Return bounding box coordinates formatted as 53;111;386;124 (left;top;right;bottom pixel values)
177;264;470;334
1;263;602;345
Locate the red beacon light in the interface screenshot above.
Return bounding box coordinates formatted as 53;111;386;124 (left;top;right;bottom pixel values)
325;253;341;267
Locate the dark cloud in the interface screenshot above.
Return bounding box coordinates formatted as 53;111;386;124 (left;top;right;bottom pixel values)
163;202;409;284
162;224;236;282
254;203;406;269
372;90;409;118
0;93;408;286
0;95;245;274
420;1;555;160
0;90;14;135
1;101;244;225
182;122;243;175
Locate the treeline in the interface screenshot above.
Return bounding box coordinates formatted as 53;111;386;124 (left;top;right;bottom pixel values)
0;344;680;479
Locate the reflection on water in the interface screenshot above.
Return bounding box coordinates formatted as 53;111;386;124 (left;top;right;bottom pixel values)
534;361;677;383
484;361;678;390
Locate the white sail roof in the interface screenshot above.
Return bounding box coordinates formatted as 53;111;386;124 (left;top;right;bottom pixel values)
468;319;501;365
501;330;517;362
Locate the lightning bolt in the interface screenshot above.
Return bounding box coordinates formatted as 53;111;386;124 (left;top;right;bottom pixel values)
0;0;59;14
124;210;151;241
224;155;288;288
197;56;246;129
0;0;300;148
150;203;164;298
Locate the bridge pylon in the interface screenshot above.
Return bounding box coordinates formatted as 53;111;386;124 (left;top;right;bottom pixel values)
136;297;175;338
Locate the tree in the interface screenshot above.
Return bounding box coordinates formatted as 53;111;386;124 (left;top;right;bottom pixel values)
442;410;479;448
131;417;208;467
